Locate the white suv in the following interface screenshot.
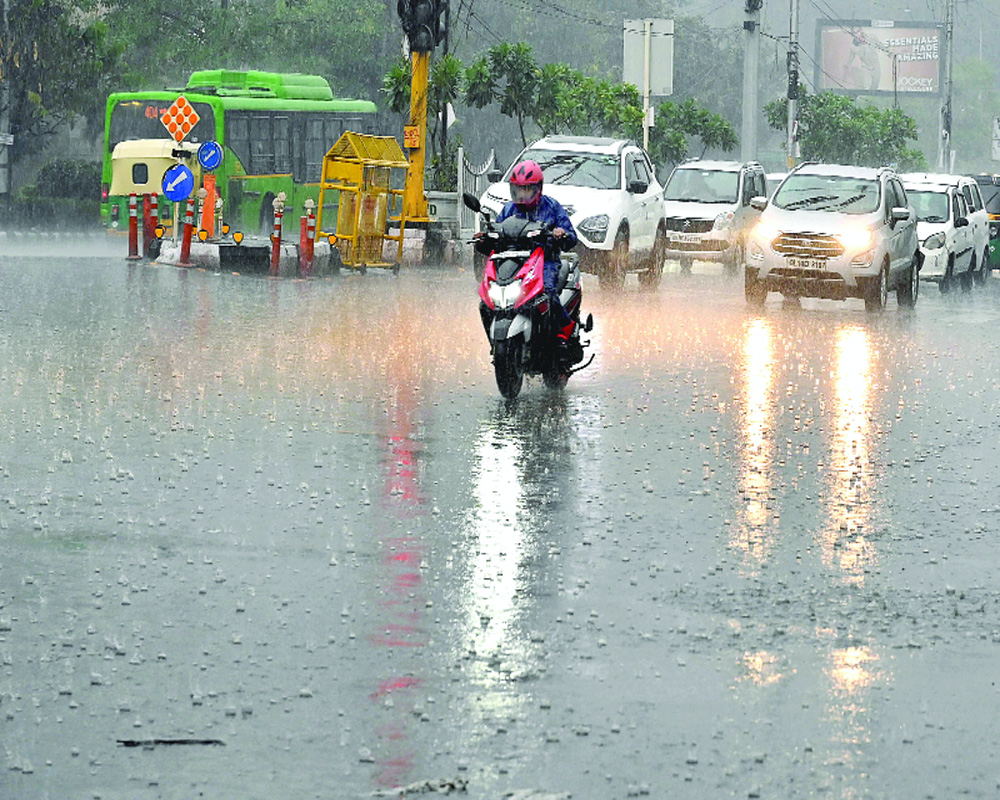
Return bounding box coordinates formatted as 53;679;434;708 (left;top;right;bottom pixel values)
662;160;767;274
901;174;978;292
477;136;667;290
900;173;989;292
746;163;920;311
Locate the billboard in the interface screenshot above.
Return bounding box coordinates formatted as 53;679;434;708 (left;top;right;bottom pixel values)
815;20;943;96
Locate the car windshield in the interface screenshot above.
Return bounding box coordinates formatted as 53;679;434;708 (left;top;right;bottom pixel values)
907;189;949;223
513;149;620;190
976;180;1000;214
664;168;738;203
772;174;881;215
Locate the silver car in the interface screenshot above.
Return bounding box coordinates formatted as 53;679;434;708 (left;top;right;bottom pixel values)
746;163;921;311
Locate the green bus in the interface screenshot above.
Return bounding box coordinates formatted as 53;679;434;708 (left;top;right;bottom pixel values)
101;69;377;234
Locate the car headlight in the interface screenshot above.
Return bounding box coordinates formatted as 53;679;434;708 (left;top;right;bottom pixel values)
923;232;946;250
488;279;522;310
713;211;735;230
837;227;873;251
753;221;779;243
578;214;610;243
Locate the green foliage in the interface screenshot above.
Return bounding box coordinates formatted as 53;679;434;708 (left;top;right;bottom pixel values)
34;160;102;200
651;100;738;167
1;0;124;157
765;88;927;171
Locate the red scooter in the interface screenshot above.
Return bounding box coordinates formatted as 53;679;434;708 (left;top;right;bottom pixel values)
465;192;593;399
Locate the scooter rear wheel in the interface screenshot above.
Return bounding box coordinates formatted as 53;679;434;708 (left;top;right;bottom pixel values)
493;337;525;399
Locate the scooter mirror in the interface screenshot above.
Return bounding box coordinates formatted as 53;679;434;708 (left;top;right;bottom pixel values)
462;192;481;213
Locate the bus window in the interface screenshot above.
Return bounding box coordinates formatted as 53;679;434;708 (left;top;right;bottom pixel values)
109;100;214;148
227;113;250;171
274;115;291;174
249;114;274;174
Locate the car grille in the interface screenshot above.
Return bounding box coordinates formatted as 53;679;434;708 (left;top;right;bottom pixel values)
772;232;844;258
665;217;713;233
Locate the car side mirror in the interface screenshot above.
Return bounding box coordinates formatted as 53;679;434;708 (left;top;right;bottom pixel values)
891;207;911;223
749;196;767;211
955;216;970;228
487;169;503;183
627;180;649;194
462;192;481;213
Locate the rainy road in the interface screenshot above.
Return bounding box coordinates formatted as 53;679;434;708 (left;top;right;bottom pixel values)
2;246;1000;800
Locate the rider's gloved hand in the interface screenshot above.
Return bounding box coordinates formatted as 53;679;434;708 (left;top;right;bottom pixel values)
552;227;566;239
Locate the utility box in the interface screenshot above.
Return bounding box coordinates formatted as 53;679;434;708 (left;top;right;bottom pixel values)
317;132;409;271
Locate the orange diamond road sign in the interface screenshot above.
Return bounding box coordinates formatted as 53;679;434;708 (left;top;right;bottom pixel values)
160;96;200;143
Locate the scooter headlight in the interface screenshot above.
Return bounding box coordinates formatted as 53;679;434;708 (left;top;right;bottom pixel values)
488;279;522;309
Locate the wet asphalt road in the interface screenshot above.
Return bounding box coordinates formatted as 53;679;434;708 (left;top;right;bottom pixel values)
2;242;1000;800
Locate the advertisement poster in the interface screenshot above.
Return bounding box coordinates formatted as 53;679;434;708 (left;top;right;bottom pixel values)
816;20;942;95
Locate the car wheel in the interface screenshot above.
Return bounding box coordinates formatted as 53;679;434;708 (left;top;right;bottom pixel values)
745;267;767;307
600;227;628;291
976;247;990;285
638;227;666;291
724;238;744;276
897;252;920;308
960;254;974;292
940;256;954;294
864;259;889;312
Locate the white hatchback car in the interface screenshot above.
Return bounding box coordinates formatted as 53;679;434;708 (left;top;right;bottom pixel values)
900;172;989;292
477;136;667;290
746;163;920;311
901;175;977;292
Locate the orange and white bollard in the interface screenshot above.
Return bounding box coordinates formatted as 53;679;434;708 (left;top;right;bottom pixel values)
306;207;316;275
142;194;158;258
299;214;308;275
270;208;283;276
126;193;140;260
178;197;196;267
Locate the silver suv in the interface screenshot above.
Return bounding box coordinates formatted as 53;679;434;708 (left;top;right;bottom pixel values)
662;160;767;274
746;163;921;311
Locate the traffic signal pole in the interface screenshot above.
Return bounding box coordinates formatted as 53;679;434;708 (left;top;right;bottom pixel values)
404;50;430;222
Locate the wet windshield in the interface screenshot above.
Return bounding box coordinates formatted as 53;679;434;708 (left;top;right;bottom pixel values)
907;189;949;223
664;168;738;203
514;150;620;190
976;180;1000;214
773;173;881;214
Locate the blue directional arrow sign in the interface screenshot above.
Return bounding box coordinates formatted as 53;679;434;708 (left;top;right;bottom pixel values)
197;141;223;171
162;163;194;202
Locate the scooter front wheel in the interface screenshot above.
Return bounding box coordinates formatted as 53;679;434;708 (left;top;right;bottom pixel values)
493;337;525;400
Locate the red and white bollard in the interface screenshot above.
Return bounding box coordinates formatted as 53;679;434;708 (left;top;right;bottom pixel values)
306;206;316;274
178;197;196;267
142;193;158;258
126;193;140;260
270;208;284;276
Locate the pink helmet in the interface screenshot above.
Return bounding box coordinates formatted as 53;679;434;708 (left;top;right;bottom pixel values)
509;159;543;210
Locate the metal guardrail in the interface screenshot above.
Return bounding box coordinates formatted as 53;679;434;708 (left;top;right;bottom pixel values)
456;146;496;237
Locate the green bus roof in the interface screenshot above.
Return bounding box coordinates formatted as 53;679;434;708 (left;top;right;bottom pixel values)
185;70;335;101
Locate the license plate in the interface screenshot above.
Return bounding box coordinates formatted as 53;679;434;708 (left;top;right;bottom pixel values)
677;233;699;243
787;256;826;269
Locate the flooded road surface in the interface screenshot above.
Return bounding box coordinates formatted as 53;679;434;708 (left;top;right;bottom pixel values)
2;247;1000;799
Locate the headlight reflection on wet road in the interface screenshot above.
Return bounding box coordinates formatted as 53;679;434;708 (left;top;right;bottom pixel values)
735;317;777;564
823;325;879;585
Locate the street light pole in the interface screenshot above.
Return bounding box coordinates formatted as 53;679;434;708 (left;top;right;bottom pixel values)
741;0;762;162
786;0;799;170
1;0;10;196
938;0;954;170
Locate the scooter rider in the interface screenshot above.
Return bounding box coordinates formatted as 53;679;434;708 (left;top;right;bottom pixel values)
477;159;579;349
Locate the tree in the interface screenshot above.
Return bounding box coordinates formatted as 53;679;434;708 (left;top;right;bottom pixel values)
464;42;538;146
651;99;738;168
0;0;124;160
764;88;927;171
